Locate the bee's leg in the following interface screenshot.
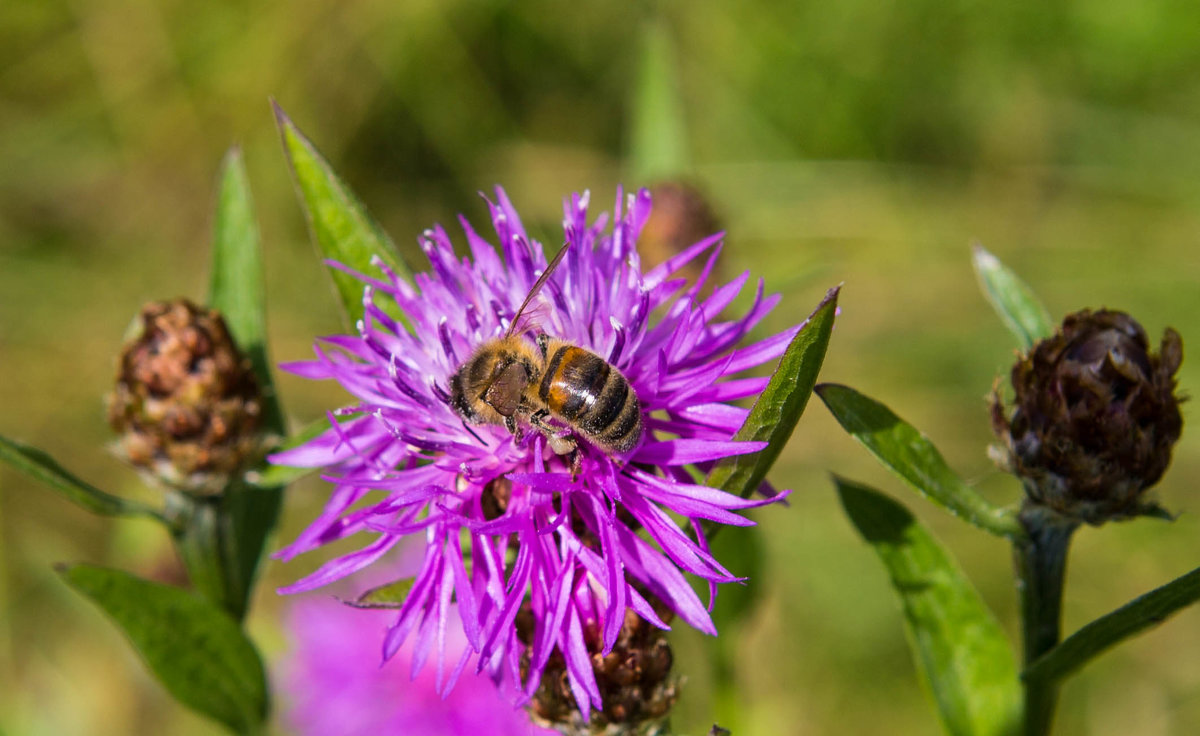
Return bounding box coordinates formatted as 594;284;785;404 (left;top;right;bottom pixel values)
529;409;576;456
547;433;577;456
526;408;553;437
536;333;550;358
568;449;581;481
503;414;523;444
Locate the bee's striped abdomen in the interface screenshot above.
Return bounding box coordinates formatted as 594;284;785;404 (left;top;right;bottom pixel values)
540;345;607;420
539;343;642;454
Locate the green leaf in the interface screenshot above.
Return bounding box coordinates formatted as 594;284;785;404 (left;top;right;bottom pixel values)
698;287;836;720
0;434;165;523
706;286;839;501
816;383;1025;541
836;478;1021;736
1024;565;1200;686
209;146;284;437
629;21;688;181
59;564;268;735
205;147;287;621
274;102;409;327
971;243;1054;351
208;148;263;376
342;577;417;609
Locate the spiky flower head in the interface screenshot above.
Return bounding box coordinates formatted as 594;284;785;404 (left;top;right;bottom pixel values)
273;188;794;718
991;308;1184;524
108;299;262;494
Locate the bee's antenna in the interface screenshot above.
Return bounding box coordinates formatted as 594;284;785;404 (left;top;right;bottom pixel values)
505;242;570;338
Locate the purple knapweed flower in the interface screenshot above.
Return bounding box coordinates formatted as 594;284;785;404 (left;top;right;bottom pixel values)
272;187;793;716
281;596;553;736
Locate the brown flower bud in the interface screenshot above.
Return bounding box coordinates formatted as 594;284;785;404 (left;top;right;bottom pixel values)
107;299;263;495
991;309;1184;524
523;600;677;735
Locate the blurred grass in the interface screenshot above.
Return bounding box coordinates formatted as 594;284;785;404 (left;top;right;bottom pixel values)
2;1;1200;734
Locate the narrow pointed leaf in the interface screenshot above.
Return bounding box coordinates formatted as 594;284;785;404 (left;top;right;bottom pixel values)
274;103;408;326
209;147;285;436
971;243;1053;350
816;383;1024;540
342;577;416;609
59;564;268;734
706;287;839;501
629;21;687;181
837;478;1021;736
1024;565;1200;685
0;435;165;523
206;148;287;620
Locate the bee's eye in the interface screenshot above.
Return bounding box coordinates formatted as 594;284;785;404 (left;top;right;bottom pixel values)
489;359;509;382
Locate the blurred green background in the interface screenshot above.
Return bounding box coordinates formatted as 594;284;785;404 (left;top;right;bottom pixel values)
3;1;1200;734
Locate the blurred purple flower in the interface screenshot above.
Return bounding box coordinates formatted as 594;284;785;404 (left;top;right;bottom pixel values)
272;187;792;715
280;597;552;736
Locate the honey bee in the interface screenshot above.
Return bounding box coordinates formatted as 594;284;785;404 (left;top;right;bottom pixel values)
448;244;643;457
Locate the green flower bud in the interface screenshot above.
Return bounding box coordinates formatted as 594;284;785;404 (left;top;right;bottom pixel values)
107;299;263;495
991;309;1183;524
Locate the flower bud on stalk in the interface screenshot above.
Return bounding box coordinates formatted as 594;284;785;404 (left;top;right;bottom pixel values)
107;299;263;495
991;308;1184;525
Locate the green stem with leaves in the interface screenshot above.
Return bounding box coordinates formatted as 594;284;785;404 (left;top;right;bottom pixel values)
1014;504;1078;736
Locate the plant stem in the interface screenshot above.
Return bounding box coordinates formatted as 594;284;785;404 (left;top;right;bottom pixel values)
1014;504;1078;736
170;491;248;620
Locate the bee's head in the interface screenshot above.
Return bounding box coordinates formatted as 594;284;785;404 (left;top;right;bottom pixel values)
447;368;479;422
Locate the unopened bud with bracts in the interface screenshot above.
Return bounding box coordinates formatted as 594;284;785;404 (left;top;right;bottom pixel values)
522;601;677;735
990;308;1184;525
107;299;263;495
